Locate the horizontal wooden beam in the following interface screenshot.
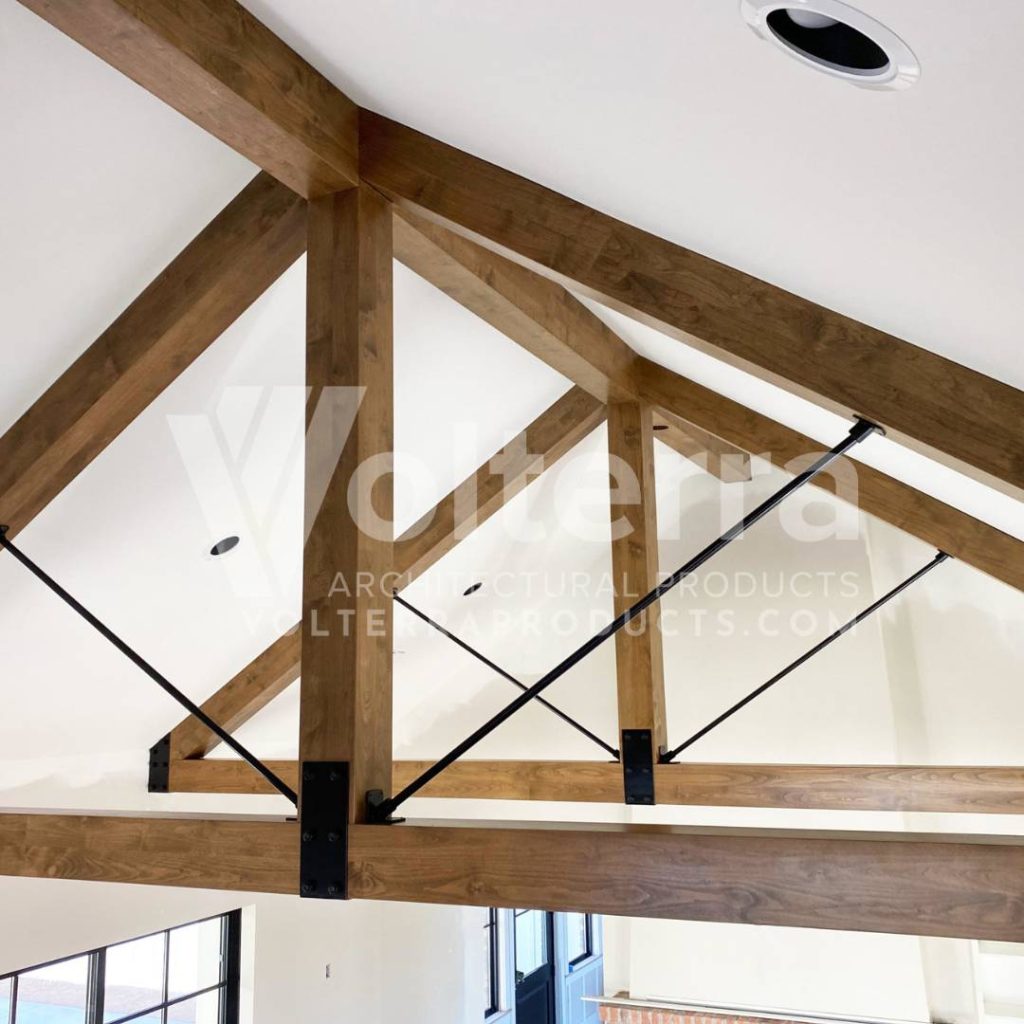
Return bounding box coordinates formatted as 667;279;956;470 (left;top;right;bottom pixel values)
349;819;1024;940
361;112;1024;498
168;759;1024;815
0;813;297;894
0;172;306;538
638;359;1024;594
5;813;1023;939
17;0;358;197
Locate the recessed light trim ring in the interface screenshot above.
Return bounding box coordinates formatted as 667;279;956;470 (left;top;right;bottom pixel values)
741;0;920;89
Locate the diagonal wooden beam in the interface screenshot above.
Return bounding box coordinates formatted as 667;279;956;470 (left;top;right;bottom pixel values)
608;401;667;761
167;386;605;759
169;759;1024;816
638;359;1024;594
653;411;751;483
362;113;1024;498
0;172;305;539
170;629;300;762
395;210;750;484
395;211;1023;592
16;0;358;197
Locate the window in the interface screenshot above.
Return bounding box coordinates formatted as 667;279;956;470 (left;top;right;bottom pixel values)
565;913;593;967
483;909;501;1018
0;911;241;1024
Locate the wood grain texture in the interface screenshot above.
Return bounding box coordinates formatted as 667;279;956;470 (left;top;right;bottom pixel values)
653;411;751;483
17;0;358;197
639;358;1024;593
301;188;393;821
398;212;746;484
394;210;636;403
0;813;297;893
361;112;1024;497
170;629;300;761
393;385;605;587
170;759;1024;816
608;402;667;750
348;819;1024;940
166;388;604;754
0;172;305;538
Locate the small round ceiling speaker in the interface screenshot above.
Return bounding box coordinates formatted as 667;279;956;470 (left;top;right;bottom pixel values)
741;0;920;88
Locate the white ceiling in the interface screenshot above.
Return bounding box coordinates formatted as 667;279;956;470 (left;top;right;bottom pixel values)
0;0;1021;793
241;0;1024;391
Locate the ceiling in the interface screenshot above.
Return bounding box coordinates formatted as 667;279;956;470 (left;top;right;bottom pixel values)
0;0;1021;795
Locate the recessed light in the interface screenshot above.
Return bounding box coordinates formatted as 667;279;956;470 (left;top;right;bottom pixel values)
463;582;483;597
741;0;920;89
210;536;240;557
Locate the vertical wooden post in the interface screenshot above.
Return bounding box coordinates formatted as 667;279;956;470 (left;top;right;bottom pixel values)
301;188;394;823
608;401;667;769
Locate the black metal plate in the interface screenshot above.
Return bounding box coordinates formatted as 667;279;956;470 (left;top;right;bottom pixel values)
148;734;170;794
299;761;349;900
621;729;655;805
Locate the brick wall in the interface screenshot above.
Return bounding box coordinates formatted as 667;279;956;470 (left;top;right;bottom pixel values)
598;1005;807;1024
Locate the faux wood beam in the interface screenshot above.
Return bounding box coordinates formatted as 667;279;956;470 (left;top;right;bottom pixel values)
170;629;300;761
653;411;751;483
348;819;1024;941
397;212;750;488
167;387;604;759
607;401;667;755
638;358;1024;594
5;813;1024;940
17;0;358;197
0;172;305;538
393;210;636;404
395;385;604;586
168;760;1024;816
301;187;394;822
0;813;297;894
362;113;1024;497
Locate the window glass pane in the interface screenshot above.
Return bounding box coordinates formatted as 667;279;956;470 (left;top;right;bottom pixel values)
16;955;89;1023
566;913;591;964
514;910;548;979
168;919;223;1000
104;933;166;1021
0;977;11;1023
116;1014;161;1024
167;989;221;1024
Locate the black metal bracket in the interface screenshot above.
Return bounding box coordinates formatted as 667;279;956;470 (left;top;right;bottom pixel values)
147;734;171;794
366;789;406;825
299;762;349;900
621;729;655;805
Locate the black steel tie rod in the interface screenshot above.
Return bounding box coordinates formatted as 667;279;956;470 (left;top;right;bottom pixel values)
393;593;620;759
660;550;950;763
370;417;879;821
0;526;299;806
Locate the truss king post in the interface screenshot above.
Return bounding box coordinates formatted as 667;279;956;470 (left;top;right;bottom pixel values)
299;761;350;900
147;734;171;794
621;729;656;805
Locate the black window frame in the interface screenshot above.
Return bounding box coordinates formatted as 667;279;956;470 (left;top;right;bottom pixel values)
0;910;241;1024
566;912;594;968
483;908;501;1018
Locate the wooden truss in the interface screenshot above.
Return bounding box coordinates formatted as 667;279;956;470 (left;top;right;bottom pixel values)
3;0;1024;941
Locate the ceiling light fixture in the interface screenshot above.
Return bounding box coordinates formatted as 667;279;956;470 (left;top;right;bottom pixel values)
210;536;240;557
741;0;920;88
